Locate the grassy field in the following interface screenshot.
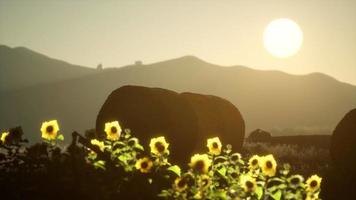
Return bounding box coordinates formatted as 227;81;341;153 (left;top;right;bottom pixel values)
243;141;330;178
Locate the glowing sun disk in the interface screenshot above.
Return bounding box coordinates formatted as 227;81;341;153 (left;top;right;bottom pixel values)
264;18;303;58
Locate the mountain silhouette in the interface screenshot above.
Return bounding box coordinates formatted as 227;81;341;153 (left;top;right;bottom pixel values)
0;45;97;91
1;45;356;142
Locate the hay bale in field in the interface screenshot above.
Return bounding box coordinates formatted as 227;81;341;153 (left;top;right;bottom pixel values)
330;108;356;171
247;129;272;143
96;85;245;163
323;108;356;200
180;92;245;152
96;85;199;163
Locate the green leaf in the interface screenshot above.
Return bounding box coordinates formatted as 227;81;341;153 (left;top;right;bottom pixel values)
94;160;106;170
255;186;263;200
270;190;282;200
268;186;278;193
215;156;228;160
277;183;287;190
217;167;227;176
113;141;126;148
134;143;144;151
118;155;128;162
167;165;181;176
57;134;64;141
268;177;284;183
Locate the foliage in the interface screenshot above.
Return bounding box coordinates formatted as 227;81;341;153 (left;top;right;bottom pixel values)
0;120;322;200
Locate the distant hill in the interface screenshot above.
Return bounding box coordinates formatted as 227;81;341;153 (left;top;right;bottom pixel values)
0;45;97;91
1;46;356;142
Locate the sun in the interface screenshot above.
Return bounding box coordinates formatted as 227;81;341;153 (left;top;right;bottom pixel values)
263;18;303;58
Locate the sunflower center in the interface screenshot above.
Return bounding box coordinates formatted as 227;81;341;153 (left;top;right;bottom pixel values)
310;180;317;188
141;161;148;169
155;142;165;152
194;160;205;172
246;181;254;189
291;177;300;185
212;142;219;149
111;126;117;133
177;179;186;188
46;125;54;133
252;159;258;166
231;172;238;178
266;161;273;169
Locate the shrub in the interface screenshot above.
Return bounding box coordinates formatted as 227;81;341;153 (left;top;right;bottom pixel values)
0;120;323;200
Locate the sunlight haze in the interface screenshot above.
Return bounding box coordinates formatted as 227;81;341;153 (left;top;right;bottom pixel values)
1;0;355;85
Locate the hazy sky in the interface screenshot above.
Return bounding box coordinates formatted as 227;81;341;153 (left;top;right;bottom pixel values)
1;0;355;85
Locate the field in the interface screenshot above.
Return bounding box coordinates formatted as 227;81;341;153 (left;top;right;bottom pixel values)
243;141;330;178
0;123;327;200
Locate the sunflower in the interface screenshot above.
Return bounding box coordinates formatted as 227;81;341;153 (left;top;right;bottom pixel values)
149;136;169;156
200;175;212;189
128;138;139;147
288;175;304;188
260;154;277;177
135;157;153;173
230;171;239;179
104;121;121;141
189;154;211;174
182;173;195;187
248;155;261;170
174;177;188;192
306;175;322;193
240;174;257;192
305;192;319;200
230;153;242;162
90;139;105;152
206;137;222;155
40;120;60;140
0;132;9;144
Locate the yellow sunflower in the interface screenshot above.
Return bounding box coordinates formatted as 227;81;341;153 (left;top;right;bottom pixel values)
240;174;257;192
206;137;222;155
91;139;105;152
200;175;212;189
174;177;188;192
1;132;9;144
104;121;121;141
189;154;211;174
127;138;139;147
230;153;242;162
135;157;153;173
306;175;322;193
149;136;169;156
288;175;304;187
305;193;319;200
40;120;60;140
248;155;261;170
260;154;277;177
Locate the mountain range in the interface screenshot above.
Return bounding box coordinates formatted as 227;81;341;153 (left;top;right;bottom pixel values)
1;45;356;142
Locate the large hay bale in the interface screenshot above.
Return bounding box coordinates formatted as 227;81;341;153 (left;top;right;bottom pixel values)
330;108;356;171
247;129;272;143
96;86;199;163
96;85;245;163
322;108;356;200
180;92;245;152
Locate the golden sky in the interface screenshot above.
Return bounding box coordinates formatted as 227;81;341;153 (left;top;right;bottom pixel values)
1;0;355;85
